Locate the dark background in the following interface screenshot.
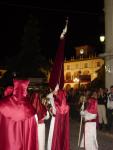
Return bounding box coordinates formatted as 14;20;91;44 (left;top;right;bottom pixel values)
0;0;104;64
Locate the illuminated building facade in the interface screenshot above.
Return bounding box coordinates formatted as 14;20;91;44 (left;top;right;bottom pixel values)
64;45;104;90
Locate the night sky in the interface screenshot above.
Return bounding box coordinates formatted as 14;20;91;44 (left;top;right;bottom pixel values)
0;0;104;65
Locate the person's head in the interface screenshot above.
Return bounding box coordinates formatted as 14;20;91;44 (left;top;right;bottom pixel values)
56;89;67;106
13;79;30;98
85;90;91;98
110;85;113;94
104;88;108;93
97;88;104;96
89;90;97;99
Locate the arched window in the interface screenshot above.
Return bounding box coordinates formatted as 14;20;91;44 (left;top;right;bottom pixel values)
96;62;101;67
67;65;70;70
66;72;71;80
77;70;81;76
84;63;88;68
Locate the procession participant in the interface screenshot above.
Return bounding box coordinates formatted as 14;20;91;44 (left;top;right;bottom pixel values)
47;84;58;150
80;90;98;150
47;18;69;150
0;78;39;150
97;88;108;130
47;85;70;150
30;89;50;150
107;85;113;131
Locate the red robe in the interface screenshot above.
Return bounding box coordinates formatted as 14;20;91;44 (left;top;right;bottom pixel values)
0;79;38;150
51;90;70;150
30;92;47;123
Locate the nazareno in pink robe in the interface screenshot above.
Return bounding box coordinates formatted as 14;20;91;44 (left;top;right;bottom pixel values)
31;92;48;150
0;79;39;150
51;90;70;150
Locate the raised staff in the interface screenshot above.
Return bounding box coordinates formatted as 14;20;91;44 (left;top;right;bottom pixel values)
78;96;85;149
47;17;70;150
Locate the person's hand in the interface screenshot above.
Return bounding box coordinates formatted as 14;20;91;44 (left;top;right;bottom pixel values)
80;111;85;117
47;92;53;99
52;107;56;115
44;111;50;120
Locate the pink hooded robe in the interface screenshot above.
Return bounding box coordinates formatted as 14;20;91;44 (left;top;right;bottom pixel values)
30;92;48;150
0;79;39;150
48;90;70;150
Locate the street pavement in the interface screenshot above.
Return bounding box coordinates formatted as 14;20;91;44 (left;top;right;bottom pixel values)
45;117;113;150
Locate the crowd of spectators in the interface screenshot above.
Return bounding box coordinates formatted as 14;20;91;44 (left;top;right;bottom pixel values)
66;85;113;133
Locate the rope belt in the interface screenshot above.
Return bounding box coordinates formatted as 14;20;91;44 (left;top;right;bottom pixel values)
85;119;96;123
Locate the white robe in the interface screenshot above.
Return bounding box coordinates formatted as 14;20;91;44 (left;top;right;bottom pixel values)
47;116;55;150
38;123;45;150
80;111;98;150
46;92;56;150
35;114;46;150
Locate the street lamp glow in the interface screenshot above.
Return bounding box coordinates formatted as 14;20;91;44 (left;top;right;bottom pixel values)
73;77;80;83
100;35;105;42
80;49;84;54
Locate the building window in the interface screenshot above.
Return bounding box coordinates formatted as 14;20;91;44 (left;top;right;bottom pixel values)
67;65;70;70
84;63;88;68
77;70;81;76
66;72;71;80
97;62;100;67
